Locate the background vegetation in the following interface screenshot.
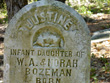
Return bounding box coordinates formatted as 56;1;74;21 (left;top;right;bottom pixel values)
0;0;110;23
0;0;110;83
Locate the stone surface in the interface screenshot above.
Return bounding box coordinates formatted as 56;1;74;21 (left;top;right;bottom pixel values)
91;29;110;42
4;0;90;83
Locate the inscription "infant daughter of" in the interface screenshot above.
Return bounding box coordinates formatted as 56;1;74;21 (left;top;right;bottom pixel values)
10;49;84;58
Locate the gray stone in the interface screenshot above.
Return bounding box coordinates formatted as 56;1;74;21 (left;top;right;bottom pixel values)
4;0;90;83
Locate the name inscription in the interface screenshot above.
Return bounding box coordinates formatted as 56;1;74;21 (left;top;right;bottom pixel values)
10;49;85;83
18;7;78;33
21;11;73;31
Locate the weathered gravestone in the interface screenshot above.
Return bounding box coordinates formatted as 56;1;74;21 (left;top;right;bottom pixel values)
4;0;91;83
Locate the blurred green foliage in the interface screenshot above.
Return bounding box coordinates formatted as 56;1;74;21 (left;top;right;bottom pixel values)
0;0;110;24
28;0;38;3
0;0;4;8
0;10;8;24
0;0;8;24
67;0;110;16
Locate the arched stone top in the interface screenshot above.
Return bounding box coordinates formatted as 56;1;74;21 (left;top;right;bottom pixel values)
4;0;90;83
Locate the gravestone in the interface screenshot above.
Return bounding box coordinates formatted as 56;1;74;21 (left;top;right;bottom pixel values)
4;0;91;83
